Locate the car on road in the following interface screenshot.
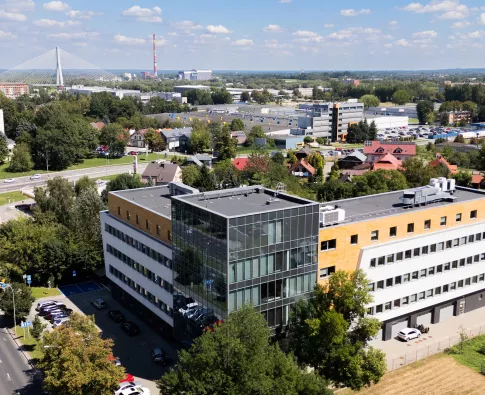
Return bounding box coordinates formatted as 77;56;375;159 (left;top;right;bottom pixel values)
91;298;107;309
398;327;421;342
151;348;173;366
4;178;14;183
121;321;140;336
108;310;125;323
30;174;41;180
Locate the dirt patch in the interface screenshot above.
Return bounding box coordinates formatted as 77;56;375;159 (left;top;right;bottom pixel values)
339;353;485;395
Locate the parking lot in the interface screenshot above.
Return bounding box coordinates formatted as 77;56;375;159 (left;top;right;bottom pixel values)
32;284;179;391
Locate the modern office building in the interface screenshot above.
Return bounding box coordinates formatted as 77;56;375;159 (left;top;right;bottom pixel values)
318;179;485;340
177;70;213;81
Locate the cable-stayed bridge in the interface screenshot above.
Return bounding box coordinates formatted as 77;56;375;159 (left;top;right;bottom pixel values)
0;47;117;86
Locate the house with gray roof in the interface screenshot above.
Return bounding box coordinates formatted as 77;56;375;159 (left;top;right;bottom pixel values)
160;127;192;152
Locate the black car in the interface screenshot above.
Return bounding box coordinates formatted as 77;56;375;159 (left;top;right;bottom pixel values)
121;321;140;336
108;310;125;323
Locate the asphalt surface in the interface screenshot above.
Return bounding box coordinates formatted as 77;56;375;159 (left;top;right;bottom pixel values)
0;163;149;194
0;319;42;395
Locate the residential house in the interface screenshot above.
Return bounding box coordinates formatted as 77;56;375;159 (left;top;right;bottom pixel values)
341;163;371;176
185;155;214;168
472;173;484;189
372;152;402;171
233;158;249;171
290;159;315;178
160;127;192;152
141;162;182;185
129;129;149;148
231;131;247;145
429;153;458;175
364;141;416;164
338;150;367;169
295;146;313;160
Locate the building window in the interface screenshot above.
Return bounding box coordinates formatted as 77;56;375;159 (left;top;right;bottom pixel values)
371;230;379;241
377;280;384;290
168;230;172;241
350;234;358;245
319;266;335;279
402;296;409;305
390;226;397;237
422;246;429;255
156;225;161;236
424;219;431;230
419;291;425;300
376;305;383;314
407;223;414;233
136;215;140;225
435;287;441;295
456;213;462;222
411;294;417;303
427;289;433;298
146;220;150;230
471;210;477;219
321;239;337;251
403;273;410;283
368;283;375;292
378;256;385;266
387;254;394;264
370;258;376;268
405;250;412;259
395;275;402;285
440;216;447;226
117;206;121;215
384;302;391;311
412;271;418;280
443;284;449;292
386;278;393;287
126;211;130;220
420;269;427;278
428;267;435;276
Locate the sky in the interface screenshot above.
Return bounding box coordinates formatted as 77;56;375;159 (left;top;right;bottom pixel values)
1;0;485;71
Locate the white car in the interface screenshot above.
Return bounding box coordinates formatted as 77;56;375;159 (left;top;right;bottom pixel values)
398;327;421;342
179;302;198;316
91;298;107;309
114;382;150;395
30;174;41;180
3;178;14;183
53;317;70;328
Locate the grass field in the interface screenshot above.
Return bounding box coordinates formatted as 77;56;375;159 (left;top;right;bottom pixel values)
409;118;420;124
31;287;61;300
448;334;485;373
0;191;27;206
339;353;485;395
13;326;43;363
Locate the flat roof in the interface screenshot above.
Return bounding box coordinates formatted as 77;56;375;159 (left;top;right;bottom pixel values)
173;186;317;217
324;187;485;225
113;186;172;218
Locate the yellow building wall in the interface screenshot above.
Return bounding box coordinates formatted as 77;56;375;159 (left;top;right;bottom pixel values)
108;194;172;245
318;199;485;282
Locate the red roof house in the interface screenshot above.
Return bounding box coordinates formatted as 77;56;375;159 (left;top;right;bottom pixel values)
364;141;416;163
232;158;249;171
372;152;402;171
289;159;315;178
429;153;458;175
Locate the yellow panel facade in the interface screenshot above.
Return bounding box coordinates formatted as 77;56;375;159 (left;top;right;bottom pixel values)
108;194;172;245
318;199;485;282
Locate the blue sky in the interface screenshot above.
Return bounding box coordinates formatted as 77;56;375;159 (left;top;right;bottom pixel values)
1;0;485;70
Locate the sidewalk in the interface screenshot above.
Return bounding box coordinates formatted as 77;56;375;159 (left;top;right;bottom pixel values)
371;306;485;371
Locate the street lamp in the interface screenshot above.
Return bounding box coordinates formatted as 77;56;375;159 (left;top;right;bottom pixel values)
1;283;17;336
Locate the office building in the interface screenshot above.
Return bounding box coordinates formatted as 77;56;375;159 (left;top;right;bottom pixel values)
0;83;29;99
177;70;213;81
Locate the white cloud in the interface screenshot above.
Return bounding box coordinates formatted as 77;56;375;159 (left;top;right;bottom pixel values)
171;20;203;33
43;1;71;12
389;20;399;29
402;1;469;20
480;13;485;24
292;30;318;37
167;32;178;36
0;29;17;39
33;18;80;27
66;10;103;20
232;38;254;46
340;9;370;17
413;30;438;38
323;24;334;28
279;0;292;3
122;6;162;23
263;39;292;49
384;43;393;48
263;24;284;32
3;0;34;12
205;24;232;34
0;10;27;21
396;39;411;47
114;34;147;45
47;32;99;40
452;20;471;28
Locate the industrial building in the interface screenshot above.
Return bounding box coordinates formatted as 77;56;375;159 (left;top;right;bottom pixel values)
0;83;29;99
68;85;141;99
364;115;409;130
101;178;485;341
177;70;213;81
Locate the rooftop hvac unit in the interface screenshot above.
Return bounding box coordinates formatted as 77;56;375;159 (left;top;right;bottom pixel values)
320;208;345;225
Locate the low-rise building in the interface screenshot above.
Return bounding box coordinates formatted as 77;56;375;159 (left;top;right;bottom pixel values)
290;159;315;178
429;153;458;175
129;129;149;148
177;70;213;81
160;128;192;151
0;83;29;99
338;150;367;169
364;115;409;130
441;111;472;125
232;158;249;171
435;142;479;154
364;141;416;164
372;153;402;171
141;162;182;185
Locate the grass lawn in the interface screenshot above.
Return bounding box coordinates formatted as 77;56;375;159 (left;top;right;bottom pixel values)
13;326;44;363
338;353;485;395
31;287;61;300
94;174;121;182
0;191;28;206
448;334;485;373
332;143;364;149
409;118;420;124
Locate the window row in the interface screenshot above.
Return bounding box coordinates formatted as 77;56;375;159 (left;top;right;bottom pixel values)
369;253;485;291
370;231;485;268
116;207;172;240
368;273;485;315
109;265;173;317
105;223;172;269
106;244;173;294
229;246;317;284
229;272;316;312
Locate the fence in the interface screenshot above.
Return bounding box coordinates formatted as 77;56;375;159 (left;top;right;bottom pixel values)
388;324;485;371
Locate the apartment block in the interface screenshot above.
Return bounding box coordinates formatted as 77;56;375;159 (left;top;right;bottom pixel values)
0;83;29;99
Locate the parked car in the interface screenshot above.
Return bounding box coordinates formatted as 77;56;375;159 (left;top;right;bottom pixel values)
53;317;69;328
36;300;59;311
120;374;135;383
121;321;140;336
91;298;107;309
30;174;41;180
108;310;125;323
151;348;173;365
114;381;150;395
39;303;66;316
48;312;68;322
398;327;421;342
179;302;198;316
4;178;14;183
45;309;65;319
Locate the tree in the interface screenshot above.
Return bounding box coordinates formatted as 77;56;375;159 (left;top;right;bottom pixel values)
189;126;211;154
181;165;200;187
453;170;472;187
360;94;380;109
230;118;245;131
271;152;285;165
401;157;437;187
304;136;314;144
74;176;97;197
212;88;233;105
476;106;485;122
158;305;331;395
246;125;265;146
391;90;411;105
416;100;435;125
0;135;8;164
39;313;124;395
144;129;166;151
196;165;217;192
31;316;47;340
35;177;75;226
7;143;33;172
240;91;250;102
213;123;237;160
289;270;386;390
101;173;144;203
99;123;129;157
0;282;34;321
316;137;325;145
214;159;241;188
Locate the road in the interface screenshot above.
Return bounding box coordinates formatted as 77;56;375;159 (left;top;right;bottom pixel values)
0;163;149;194
0;320;42;395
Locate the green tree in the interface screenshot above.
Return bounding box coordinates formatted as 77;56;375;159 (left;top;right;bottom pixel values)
316;137;325;145
214;159;241;188
304;136;314;144
158;305;330;395
35;177;75;226
0;282;34;321
416;100;435;125
454;134;465;143
271;152;285;165
453;170;472;187
74;176;97;197
240;91;250;102
391;90;411;105
212;88;233;105
99;123;129;157
0;135;8;164
189;126;211;154
360;94;380;109
182;165;201;187
7;143;33;172
39;313;124;395
230;118;245;131
213;123;237;160
144;129;166;151
246;125;265;146
196;165;217;192
401;157;437;187
31;316;47;340
289;270;386;390
101;173;144;203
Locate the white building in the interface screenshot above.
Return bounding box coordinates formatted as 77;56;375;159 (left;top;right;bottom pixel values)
177;70;212;81
365;115;409;130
